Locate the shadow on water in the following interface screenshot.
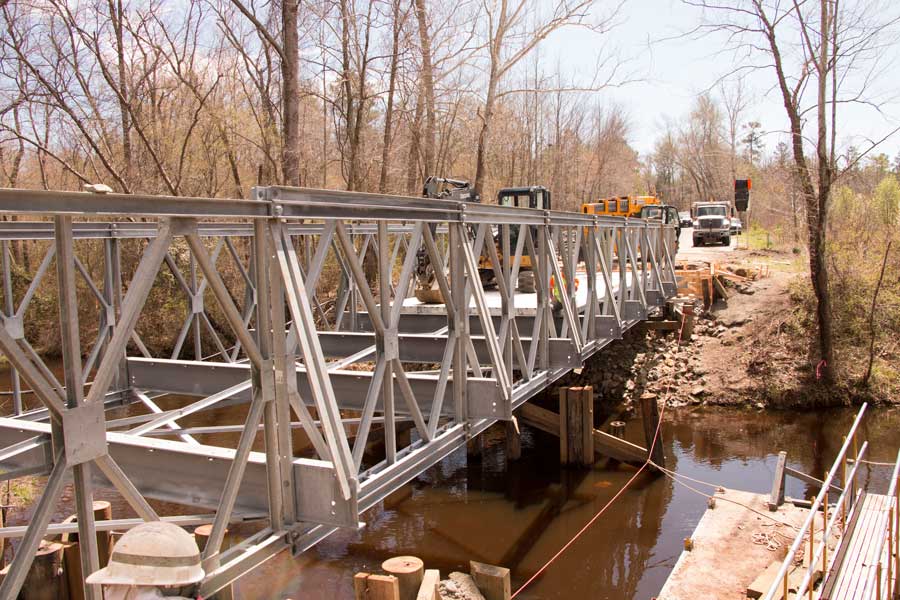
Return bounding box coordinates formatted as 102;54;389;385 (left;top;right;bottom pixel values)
3;362;898;599
237;406;900;600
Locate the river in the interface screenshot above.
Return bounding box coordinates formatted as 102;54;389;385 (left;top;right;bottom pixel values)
2;361;898;599
234;406;900;599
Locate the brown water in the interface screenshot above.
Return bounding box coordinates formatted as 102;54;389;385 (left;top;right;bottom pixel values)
4;362;899;599
235;406;900;600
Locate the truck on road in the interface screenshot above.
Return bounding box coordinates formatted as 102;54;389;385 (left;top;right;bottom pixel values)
691;201;731;247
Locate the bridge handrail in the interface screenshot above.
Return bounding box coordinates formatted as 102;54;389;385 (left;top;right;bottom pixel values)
861;448;900;599
792;440;868;598
762;403;868;600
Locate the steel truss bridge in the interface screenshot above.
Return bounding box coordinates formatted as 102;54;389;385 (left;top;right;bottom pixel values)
0;186;677;599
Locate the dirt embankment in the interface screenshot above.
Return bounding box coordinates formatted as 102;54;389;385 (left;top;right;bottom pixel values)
565;248;874;411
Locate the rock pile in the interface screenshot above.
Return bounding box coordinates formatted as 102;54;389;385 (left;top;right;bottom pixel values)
558;308;752;411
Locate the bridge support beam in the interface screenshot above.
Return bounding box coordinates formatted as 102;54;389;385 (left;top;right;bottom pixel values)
559;387;595;467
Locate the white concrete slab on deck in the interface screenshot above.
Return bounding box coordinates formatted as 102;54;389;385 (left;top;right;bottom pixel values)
400;270;640;317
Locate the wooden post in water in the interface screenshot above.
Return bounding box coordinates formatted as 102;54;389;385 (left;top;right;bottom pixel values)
195;524;235;600
768;451;787;511
640;392;666;469
61;501;114;600
382;556;424;600
7;541;66;600
505;418;521;463
559;387;594;467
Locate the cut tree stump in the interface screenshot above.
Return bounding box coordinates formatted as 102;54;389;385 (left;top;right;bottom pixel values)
382;556;424;600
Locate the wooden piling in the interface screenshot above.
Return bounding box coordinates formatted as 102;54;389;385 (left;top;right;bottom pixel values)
609;421;626;439
559;387;594;467
10;541;66;600
195;524;235;600
639;392;665;469
768;451;787;511
470;561;511;600
467;434;483;461
505;418;521;462
382;556;424;600
62;500;114;600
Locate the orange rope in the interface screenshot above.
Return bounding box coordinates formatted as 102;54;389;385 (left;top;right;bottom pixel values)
510;310;688;598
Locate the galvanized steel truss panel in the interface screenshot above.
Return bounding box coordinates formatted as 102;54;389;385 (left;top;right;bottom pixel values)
0;186;677;598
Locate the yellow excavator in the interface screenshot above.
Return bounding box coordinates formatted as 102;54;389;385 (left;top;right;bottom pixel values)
414;179;551;300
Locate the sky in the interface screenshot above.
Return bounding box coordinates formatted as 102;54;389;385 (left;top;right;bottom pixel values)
537;0;900;163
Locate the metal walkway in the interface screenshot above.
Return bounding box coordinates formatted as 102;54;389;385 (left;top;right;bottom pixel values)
821;492;895;599
0;186;678;598
762;405;900;600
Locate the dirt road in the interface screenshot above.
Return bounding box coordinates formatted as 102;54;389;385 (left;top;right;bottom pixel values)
676;226;738;261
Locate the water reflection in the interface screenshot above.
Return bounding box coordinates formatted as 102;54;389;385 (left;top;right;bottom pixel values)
236;407;900;600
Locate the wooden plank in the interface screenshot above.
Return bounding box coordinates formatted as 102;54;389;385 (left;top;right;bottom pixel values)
558;388;568;465
355;573;372;600
768;451;787;511
367;575;401;600
470;561;511;600
519;403;648;464
415;569;440;600
642;320;681;331
355;573;401;600
746;560;781;599
713;276;730;300
581;387;594;466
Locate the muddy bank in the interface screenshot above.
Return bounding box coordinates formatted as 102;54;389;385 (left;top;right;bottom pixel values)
559;251;886;411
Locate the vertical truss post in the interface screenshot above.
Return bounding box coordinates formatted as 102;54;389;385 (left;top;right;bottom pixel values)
617;226;629;311
253;220;286;530
1;240;21;415
267;227;296;526
537;221;549;371
449;220;467;423
584;223;597;341
377;220;397;462
102;237;124;392
501;224;513;386
54;216;102;600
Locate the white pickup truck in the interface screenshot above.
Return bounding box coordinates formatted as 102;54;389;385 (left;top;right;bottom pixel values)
692;202;731;246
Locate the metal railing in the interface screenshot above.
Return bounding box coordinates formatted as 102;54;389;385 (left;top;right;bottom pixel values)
861;449;900;599
763;403;868;600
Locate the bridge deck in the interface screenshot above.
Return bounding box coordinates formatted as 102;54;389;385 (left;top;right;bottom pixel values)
821;492;894;600
401;270;633;316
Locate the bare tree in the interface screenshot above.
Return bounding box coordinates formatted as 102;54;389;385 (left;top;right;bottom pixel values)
472;0;619;197
685;0;900;383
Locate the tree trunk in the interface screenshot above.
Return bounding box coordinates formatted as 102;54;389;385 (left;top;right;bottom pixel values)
813;0;835;383
281;0;301;186
405;90;423;194
378;0;402;193
474;65;498;200
108;0;132;187
414;0;435;177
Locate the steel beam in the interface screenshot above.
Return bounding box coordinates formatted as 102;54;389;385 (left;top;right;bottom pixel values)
125;358;502;417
